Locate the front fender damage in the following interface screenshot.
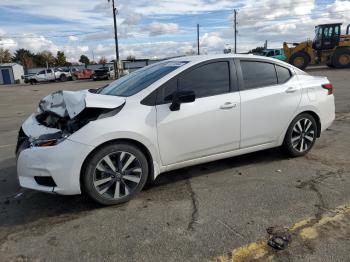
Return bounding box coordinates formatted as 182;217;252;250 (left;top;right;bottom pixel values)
22;90;125;141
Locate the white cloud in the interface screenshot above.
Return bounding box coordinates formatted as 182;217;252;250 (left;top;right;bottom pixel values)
200;32;225;49
121;11;143;26
68;36;79;41
143;22;180;36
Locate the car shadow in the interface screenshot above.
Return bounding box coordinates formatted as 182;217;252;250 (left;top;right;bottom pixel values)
0;147;288;229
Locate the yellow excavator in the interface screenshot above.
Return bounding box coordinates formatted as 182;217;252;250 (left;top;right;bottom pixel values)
283;23;350;69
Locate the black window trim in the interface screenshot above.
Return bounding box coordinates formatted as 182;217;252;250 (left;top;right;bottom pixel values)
141;58;238;106
235;58;294;91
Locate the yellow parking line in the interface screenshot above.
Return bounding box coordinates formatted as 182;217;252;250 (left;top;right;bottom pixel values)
212;205;350;262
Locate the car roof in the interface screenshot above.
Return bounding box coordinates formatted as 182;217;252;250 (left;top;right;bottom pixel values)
168;54;287;65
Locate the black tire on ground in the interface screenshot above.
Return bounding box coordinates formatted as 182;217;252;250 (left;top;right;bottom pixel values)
29;79;37;85
59;74;67;82
283;113;318;157
72;75;77;81
82;142;149;205
288;51;310;70
332;48;350;69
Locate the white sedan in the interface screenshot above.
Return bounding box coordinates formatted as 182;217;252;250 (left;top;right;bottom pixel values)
16;55;335;205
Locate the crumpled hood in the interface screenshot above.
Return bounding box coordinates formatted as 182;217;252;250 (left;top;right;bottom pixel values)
38;90;126;119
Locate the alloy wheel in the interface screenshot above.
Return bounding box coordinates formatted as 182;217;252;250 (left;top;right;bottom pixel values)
291;118;316;153
93;151;142;200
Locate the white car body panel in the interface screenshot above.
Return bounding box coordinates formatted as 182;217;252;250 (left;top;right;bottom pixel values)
156;92;240;165
240;76;302;148
16;54;335;196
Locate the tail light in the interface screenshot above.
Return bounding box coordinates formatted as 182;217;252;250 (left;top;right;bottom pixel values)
322;83;334;95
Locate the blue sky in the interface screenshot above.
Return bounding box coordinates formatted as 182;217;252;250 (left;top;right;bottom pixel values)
0;0;349;62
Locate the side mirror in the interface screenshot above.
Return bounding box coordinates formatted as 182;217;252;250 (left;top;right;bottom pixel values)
168;90;195;111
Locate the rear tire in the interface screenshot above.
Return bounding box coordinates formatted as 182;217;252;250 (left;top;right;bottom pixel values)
332;48;350;69
82;142;149;205
283;113;318;157
59;74;67;82
289;52;310;70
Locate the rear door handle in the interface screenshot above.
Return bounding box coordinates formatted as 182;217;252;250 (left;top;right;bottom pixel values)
220;102;237;110
285;87;298;93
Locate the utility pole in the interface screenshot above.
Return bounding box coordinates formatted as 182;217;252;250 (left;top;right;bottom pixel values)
92;50;95;63
108;0;120;79
234;9;238;54
197;24;200;55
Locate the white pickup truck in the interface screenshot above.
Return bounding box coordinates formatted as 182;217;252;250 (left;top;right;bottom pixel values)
28;68;71;84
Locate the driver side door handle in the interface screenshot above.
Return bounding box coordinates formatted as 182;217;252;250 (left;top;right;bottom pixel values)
220;102;237;110
285;87;298;93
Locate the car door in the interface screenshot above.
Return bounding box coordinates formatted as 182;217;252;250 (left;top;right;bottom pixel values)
237;59;302;148
36;70;47;82
46;69;55;80
156;60;241;166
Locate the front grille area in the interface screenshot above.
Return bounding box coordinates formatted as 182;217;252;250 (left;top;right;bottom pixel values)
34;176;57;187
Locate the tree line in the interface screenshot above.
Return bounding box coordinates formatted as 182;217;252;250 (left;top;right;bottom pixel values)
0;48;111;70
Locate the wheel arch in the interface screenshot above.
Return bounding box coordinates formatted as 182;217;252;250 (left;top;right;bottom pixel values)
295;110;322;138
79;138;156;192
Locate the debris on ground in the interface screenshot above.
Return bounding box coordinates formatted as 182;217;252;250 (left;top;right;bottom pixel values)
266;226;291;250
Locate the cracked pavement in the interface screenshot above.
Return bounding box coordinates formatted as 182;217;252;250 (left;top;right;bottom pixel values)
0;68;350;262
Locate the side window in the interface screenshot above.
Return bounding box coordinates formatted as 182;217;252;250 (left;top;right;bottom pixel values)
240;61;277;89
275;65;292;84
38;70;46;75
157;77;178;104
47;69;52;73
275;50;281;55
178;62;230;98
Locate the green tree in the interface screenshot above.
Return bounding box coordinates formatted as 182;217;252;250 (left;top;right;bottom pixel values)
56;51;67;66
33;51;56;67
98;56;107;65
0;48;12;63
249;46;265;54
126;55;136;61
79;55;90;68
13;48;34;71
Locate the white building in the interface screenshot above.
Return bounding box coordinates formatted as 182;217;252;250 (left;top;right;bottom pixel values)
0;63;25;85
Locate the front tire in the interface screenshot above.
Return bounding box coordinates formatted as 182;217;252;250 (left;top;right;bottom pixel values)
283;114;318;157
82;142;149;205
289;52;310;70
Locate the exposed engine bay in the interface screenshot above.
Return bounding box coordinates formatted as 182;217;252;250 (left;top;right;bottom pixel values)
17;90;125;153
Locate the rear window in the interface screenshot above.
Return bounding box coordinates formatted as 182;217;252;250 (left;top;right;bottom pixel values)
241;61;277;89
276;65;292;83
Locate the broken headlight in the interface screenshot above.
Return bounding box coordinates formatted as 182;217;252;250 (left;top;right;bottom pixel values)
30;132;69;148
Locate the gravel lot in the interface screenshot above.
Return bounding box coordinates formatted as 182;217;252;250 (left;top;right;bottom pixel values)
0;68;350;262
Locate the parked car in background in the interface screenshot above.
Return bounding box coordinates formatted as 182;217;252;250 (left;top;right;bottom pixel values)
16;55;335;205
93;66;115;80
258;49;286;61
73;69;95;80
28;68;71;84
62;67;79;80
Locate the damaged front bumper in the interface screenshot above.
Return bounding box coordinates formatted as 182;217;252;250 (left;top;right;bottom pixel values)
16;115;94;195
16;90;126;195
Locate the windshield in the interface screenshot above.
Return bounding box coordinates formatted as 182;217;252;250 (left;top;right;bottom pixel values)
97;61;188;97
